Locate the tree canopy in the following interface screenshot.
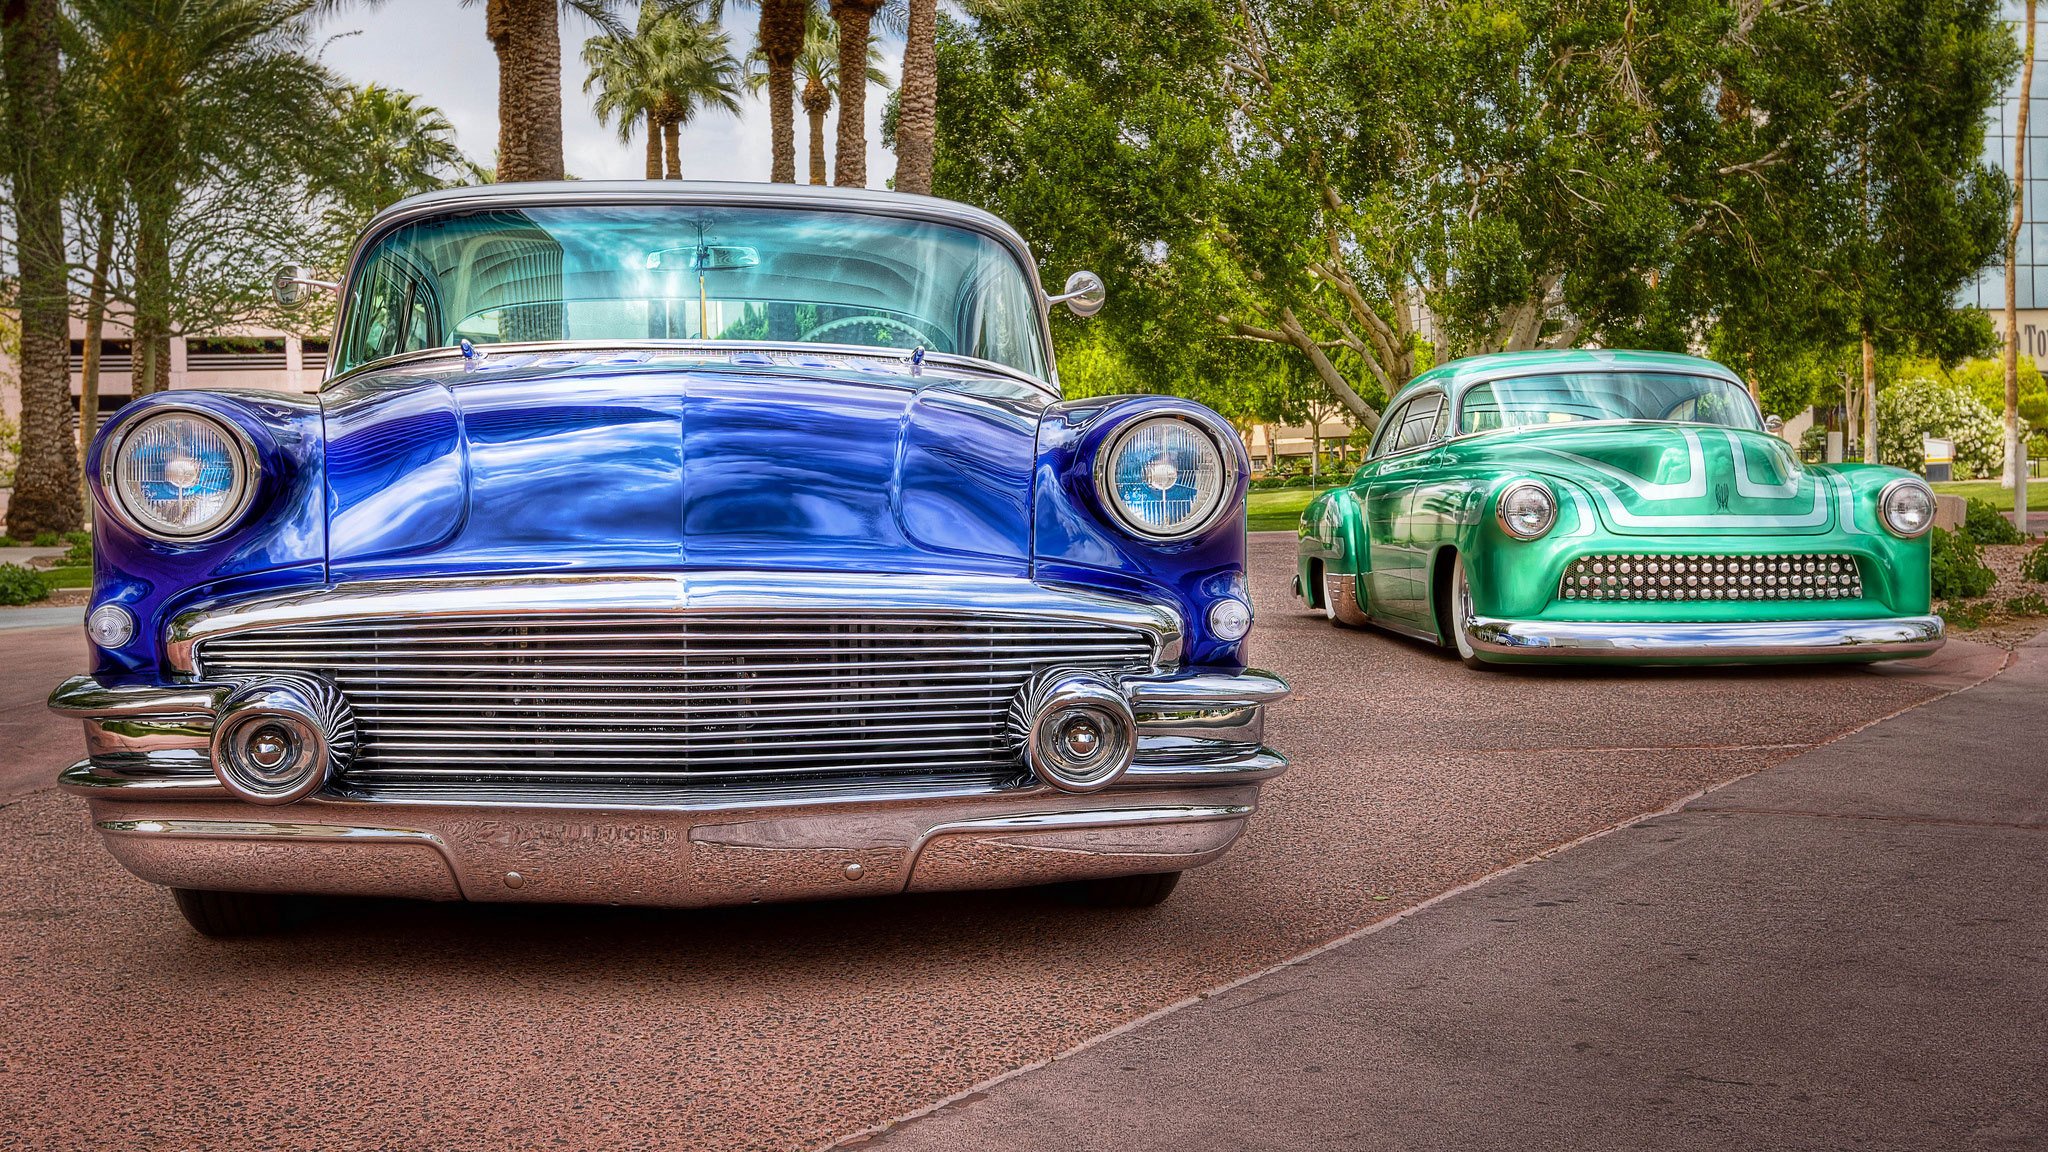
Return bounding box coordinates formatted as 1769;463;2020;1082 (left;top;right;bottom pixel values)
930;0;2017;426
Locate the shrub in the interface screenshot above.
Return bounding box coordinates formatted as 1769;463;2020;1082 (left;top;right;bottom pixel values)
1799;424;1831;463
1964;499;2024;545
2006;592;2048;617
1930;527;1996;600
0;563;49;606
1877;375;2004;479
62;530;91;566
2024;537;2048;584
29;530;58;547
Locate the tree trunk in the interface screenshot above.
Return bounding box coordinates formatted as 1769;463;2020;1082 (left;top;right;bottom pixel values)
132;194;174;399
486;0;565;182
804;82;830;186
830;0;882;187
2006;0;2037;488
2;0;80;536
1861;328;1878;466
759;0;805;183
663;115;680;178
644;111;661;179
893;0;938;194
80;198;114;458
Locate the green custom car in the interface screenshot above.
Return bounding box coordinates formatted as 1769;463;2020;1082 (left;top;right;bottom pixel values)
1294;349;1944;666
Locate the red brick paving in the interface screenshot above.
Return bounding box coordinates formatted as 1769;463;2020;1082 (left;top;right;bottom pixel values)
0;540;2002;1151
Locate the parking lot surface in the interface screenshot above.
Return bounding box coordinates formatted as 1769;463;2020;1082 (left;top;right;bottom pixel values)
871;633;2048;1151
0;536;2010;1151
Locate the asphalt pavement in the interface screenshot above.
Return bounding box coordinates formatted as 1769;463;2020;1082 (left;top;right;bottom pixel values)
0;537;2025;1151
868;632;2048;1151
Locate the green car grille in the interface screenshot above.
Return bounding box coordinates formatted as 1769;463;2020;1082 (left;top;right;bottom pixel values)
1560;553;1864;603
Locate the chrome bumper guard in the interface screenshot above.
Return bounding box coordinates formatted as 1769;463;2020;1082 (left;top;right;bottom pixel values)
1464;614;1945;664
49;669;1287;906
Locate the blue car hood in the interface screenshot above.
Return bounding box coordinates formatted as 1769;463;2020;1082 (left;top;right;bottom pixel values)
319;354;1047;580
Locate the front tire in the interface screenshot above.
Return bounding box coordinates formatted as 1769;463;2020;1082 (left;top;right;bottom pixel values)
1058;870;1183;908
1448;554;1496;670
171;888;287;937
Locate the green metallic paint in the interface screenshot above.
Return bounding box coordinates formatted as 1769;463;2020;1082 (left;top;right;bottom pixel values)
1295;350;1935;666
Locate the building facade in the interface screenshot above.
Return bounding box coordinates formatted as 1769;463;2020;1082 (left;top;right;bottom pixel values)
1962;1;2048;360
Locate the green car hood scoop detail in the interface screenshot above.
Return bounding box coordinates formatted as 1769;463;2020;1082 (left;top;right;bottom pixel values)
1484;423;1835;536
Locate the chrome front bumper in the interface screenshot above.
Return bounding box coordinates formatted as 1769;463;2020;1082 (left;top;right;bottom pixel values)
1463;614;1946;664
51;669;1288;906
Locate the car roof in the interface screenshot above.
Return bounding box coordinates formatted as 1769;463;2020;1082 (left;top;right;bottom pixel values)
356;180;1034;255
1389;349;1744;406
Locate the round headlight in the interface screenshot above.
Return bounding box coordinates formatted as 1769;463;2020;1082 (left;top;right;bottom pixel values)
1097;415;1232;539
1879;477;1935;538
104;410;255;541
1496;480;1557;540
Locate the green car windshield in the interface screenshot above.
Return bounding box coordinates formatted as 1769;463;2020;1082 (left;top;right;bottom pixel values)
335;205;1048;378
1458;372;1762;434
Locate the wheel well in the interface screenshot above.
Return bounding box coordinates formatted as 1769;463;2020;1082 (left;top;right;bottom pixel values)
1429;546;1458;647
1306;559;1325;609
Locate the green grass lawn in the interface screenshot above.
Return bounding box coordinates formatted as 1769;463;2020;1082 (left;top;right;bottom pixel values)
1931;479;2048;511
1247;487;1334;533
41;565;91;590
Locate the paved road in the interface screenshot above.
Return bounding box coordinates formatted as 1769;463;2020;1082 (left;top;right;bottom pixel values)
0;538;2013;1151
869;633;2048;1152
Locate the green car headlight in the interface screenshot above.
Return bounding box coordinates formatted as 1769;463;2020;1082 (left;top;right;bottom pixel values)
1878;478;1935;538
1496;480;1557;540
103;409;257;541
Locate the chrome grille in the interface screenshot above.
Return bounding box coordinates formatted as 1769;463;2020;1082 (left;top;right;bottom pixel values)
1560;553;1864;603
195;613;1156;785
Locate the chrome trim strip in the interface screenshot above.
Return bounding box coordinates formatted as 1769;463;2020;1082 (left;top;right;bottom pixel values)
62;760;228;797
1124;669;1290;710
98;817;446;848
330;340;1060;399
911;803;1255;856
49;676;226;719
1464;614;1944;662
167;572;1186;674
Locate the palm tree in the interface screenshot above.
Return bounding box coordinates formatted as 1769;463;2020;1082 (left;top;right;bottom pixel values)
757;0;808;183
317;0;629;183
827;0;886;187
1;0;80;535
891;0;935;194
69;0;334;397
326;84;481;225
586;9;742;180
747;12;883;185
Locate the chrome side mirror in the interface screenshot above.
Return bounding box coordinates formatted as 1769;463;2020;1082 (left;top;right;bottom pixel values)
1764;414;1784;435
272;263;340;309
1047;270;1106;318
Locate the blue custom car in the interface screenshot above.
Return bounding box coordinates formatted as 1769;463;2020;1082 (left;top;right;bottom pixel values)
52;183;1287;935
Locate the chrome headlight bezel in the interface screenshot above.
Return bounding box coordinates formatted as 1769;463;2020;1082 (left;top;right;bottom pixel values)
1495;479;1558;540
1091;412;1240;542
1877;476;1936;539
100;407;259;543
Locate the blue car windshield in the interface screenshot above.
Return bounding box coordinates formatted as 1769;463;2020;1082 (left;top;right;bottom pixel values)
334;204;1048;379
1457;372;1762;434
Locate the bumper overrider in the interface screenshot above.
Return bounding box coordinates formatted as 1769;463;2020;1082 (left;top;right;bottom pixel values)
50;574;1289;908
1462;614;1945;664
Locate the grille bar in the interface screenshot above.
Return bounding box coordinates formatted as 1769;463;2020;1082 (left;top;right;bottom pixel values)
196;611;1156;787
1560;553;1864;603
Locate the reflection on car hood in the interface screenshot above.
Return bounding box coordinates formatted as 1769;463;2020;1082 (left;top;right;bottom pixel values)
319;350;1048;579
1471;421;1837;537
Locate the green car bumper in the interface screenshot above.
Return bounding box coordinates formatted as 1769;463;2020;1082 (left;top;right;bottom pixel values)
1461;614;1944;666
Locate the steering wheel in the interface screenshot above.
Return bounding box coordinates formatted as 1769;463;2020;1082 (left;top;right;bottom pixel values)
802;314;936;347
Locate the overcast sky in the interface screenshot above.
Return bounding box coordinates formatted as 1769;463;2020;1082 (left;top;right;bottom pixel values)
312;3;903;186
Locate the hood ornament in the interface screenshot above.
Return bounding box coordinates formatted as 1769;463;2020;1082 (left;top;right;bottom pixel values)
909;345;926;377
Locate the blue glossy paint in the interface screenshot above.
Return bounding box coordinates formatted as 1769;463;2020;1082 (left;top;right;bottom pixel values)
92;352;1252;680
86;391;328;682
1032;396;1252;669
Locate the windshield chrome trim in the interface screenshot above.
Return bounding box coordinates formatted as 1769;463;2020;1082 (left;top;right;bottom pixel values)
324;182;1058;389
321;339;1060;398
